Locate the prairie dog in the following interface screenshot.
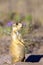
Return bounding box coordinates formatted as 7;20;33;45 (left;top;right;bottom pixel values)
9;23;25;63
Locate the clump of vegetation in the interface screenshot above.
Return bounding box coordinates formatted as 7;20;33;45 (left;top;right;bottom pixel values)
0;13;36;36
24;15;32;34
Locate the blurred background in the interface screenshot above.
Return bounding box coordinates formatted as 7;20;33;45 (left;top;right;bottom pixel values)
0;0;43;64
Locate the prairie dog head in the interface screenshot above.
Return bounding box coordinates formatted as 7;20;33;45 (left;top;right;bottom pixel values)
11;23;22;40
12;23;22;32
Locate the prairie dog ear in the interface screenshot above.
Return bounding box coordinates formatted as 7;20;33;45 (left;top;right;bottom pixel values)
17;23;22;30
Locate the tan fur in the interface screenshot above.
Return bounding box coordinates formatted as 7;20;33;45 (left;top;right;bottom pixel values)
9;23;25;63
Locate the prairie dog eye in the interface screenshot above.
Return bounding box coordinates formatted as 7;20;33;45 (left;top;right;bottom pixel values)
16;22;18;25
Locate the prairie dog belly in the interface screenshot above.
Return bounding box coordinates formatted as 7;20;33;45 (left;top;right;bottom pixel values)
10;39;25;62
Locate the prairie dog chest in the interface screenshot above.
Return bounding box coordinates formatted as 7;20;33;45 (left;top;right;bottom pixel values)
12;31;20;40
12;32;17;40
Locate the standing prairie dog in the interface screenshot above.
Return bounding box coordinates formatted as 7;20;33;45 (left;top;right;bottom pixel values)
9;23;25;63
